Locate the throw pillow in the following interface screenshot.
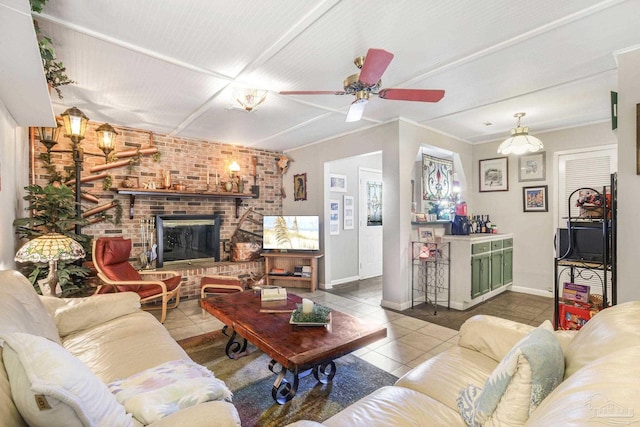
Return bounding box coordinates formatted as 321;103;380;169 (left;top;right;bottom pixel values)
0;270;61;345
51;292;141;337
108;359;232;425
457;325;564;427
0;332;133;427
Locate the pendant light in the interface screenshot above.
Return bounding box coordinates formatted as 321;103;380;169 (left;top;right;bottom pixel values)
497;112;543;155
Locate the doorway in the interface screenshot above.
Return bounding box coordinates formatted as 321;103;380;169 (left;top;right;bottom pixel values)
359;168;383;279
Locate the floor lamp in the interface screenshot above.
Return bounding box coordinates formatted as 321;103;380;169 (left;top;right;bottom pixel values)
60;107;89;235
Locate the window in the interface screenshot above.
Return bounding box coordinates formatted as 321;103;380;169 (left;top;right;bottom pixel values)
556;146;616;292
557;147;616;223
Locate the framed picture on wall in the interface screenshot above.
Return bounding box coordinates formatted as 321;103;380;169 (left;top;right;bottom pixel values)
330;199;340;235
523;185;548;212
518;152;546;182
479;157;509;192
418;227;435;242
330;174;347;192
294;173;307;201
343;195;354;230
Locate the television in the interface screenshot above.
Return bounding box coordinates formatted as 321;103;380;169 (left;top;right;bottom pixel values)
555;221;609;263
263;215;320;251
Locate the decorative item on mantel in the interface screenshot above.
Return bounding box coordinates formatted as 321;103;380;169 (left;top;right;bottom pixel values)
226;160;241;192
162;171;172;189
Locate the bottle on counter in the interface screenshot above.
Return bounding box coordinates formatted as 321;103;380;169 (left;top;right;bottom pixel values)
485;215;492;233
480;215;486;233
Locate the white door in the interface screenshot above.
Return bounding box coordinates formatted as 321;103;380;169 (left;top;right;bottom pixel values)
359;168;383;279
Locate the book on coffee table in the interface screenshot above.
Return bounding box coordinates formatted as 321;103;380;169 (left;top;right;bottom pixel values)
260;297;298;313
261;288;287;301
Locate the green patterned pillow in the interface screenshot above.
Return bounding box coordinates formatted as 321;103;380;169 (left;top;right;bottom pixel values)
457;326;564;426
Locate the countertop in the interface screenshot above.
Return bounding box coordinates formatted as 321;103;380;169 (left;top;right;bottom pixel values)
443;233;513;241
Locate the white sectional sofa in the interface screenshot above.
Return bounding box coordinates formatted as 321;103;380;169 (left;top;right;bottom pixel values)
289;300;640;426
0;269;241;426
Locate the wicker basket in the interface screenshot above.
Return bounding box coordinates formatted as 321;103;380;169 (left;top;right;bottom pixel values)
230;242;262;262
580;205;603;218
589;293;603;309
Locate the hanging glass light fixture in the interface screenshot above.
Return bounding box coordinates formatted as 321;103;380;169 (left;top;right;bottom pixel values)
37;121;62;153
96;123;118;159
497;112;543;155
60;106;89;144
234;88;268;112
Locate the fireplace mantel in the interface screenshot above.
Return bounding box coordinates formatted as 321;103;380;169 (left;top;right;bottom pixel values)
114;188;256;218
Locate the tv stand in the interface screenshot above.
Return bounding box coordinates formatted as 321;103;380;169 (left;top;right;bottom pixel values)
261;252;323;292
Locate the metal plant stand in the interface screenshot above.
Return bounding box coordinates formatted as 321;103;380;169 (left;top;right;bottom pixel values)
411;241;451;314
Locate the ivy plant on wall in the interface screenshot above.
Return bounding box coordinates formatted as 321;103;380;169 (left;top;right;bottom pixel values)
30;0;75;99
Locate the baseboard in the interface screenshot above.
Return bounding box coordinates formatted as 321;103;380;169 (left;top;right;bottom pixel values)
330;275;360;286
381;299;410;311
510;285;554;298
449;301;465;310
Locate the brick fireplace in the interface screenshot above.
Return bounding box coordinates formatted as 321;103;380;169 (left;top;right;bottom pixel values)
32;121;283;297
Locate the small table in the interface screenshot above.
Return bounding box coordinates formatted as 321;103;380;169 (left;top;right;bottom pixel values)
201;291;387;403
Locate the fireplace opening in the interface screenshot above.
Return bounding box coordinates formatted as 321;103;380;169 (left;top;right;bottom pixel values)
156;214;221;267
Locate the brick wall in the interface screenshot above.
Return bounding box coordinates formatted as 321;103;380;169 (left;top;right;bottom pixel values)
32;121;283;296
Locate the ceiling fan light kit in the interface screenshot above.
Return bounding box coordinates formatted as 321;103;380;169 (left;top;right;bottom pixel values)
280;48;445;122
346;91;370;122
497;112;544;155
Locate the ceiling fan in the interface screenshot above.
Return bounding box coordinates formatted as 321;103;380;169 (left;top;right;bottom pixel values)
280;48;445;122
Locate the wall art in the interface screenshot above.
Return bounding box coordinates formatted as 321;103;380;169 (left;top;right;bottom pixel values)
479;157;508;192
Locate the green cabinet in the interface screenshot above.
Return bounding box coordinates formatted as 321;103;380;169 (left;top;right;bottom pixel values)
471;241;492;299
471;238;513;299
491;249;504;289
503;247;513;285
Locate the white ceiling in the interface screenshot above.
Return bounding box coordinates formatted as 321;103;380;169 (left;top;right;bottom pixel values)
29;0;639;152
0;0;54;126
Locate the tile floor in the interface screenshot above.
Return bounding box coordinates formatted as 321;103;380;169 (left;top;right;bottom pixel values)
153;285;460;379
330;277;555;331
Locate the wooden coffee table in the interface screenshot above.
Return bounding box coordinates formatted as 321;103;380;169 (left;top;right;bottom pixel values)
201;291;387;403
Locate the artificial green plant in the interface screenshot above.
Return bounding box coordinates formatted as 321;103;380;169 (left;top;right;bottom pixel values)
13;184;91;295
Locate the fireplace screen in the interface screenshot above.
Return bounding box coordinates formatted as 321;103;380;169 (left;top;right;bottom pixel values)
156;214;221;267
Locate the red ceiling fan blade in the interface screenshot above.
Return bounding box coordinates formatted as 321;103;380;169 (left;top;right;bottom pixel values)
280;90;347;95
378;88;445;102
358;48;394;86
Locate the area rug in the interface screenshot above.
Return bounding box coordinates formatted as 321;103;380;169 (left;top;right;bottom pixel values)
179;331;397;427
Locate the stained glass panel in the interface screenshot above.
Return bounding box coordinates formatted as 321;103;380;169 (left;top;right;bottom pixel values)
367;180;382;226
422;154;453;201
